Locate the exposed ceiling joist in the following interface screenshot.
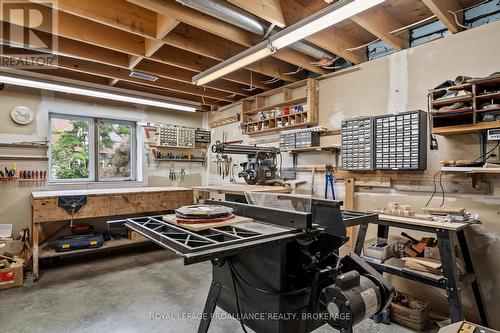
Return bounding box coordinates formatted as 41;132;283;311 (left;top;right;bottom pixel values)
127;0;325;75
351;6;409;50
422;0;464;33
17;3;146;56
135;59;250;96
18;67;210;110
227;0;286;28
32;0;278;88
35;0;157;38
0;21;129;68
1;21;250;97
115;81;215;111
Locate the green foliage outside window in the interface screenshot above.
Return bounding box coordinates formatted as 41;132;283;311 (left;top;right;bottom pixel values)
50;120;90;179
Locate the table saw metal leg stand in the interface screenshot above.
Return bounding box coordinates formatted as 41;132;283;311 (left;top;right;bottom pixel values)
198;281;222;333
437;230;463;323
456;230;489;326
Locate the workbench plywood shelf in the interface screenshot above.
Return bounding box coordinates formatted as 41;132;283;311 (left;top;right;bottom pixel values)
241;78;318;136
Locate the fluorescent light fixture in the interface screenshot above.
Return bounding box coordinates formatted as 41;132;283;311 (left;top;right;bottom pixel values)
0;74;197;112
193;0;386;85
129;70;159;82
194;48;273;86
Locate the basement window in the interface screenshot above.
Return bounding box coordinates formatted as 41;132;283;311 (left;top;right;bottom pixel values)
367;40;394;60
410;20;451;47
49;114;136;183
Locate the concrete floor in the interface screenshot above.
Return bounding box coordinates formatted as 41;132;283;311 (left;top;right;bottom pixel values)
0;248;430;333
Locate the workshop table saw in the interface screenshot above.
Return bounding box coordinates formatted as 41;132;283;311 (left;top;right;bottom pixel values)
111;193;394;333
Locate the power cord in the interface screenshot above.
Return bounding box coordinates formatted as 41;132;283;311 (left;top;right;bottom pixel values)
425;171;445;207
229;262;249;333
473;141;499;163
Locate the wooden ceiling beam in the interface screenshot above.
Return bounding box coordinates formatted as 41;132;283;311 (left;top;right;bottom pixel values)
33;0;157;38
115;81;223;109
10;3;146;56
351;6;409;50
280;0;364;64
127;0;325;75
422;0;464;33
0;21;130;68
1;22;249;96
35;0;277;90
135;59;250;96
227;0;286;28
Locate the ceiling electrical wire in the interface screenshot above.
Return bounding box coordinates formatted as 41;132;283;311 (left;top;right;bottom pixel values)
448;10;470;29
284;67;304;75
261;77;280;85
243;71;258;92
346;38;380;52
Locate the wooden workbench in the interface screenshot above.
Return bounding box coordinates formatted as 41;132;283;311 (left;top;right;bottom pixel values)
31;187;193;280
192;184;292;202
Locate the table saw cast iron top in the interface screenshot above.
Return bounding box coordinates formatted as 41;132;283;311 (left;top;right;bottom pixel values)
112;194;393;333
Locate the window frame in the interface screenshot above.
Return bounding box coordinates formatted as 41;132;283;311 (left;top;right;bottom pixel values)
96;118;136;182
48;113;137;184
49;113;95;183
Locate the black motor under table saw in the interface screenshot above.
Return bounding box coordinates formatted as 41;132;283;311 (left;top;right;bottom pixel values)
111;193;394;333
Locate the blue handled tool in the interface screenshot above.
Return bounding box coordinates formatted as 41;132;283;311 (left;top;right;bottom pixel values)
324;163;335;200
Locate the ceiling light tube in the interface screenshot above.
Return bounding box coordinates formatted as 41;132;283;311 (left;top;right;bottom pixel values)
193;0;386;86
193;47;274;86
0;74;197;112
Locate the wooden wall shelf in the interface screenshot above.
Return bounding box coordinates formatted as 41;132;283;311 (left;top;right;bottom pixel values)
154;158;205;163
241;78;319;136
430;75;500;136
431;121;500;136
282;145;341;154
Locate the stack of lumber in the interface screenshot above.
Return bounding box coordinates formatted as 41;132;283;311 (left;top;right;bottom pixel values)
401;257;442;275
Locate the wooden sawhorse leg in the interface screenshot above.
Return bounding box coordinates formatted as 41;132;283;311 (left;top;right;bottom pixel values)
32;221;40;281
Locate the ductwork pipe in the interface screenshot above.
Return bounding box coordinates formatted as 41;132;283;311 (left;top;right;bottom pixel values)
176;0;265;35
176;0;334;61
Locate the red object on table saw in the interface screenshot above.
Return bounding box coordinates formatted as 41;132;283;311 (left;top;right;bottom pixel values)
175;213;236;225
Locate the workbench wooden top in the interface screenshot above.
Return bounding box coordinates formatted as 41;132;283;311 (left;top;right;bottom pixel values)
192;184;292;195
378;214;472;231
32;187;191;199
